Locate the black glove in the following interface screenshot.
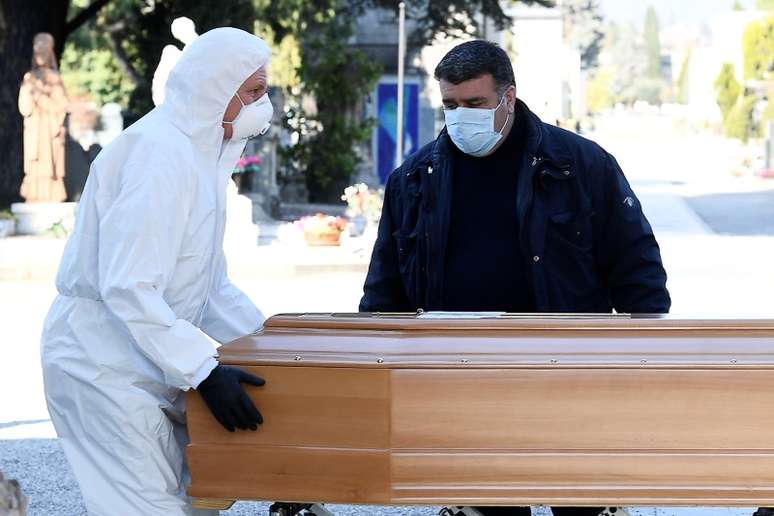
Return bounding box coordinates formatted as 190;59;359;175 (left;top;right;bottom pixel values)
196;365;265;432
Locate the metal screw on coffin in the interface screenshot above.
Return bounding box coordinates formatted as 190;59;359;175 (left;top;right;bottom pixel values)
376;358;384;364
294;355;302;361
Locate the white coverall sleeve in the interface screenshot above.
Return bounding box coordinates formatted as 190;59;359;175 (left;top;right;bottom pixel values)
199;248;264;344
98;153;217;390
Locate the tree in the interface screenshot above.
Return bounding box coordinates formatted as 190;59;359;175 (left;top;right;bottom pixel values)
59;2;134;108
0;0;255;207
0;0;112;207
84;0;255;119
643;6;661;79
676;50;692;104
259;0;382;202
561;0;605;70
2;0;557;205
605;22;646;104
585;68;612;113
762;94;774;124
260;0;555;202
714;63;741;121
724;94;757;142
742;13;774;81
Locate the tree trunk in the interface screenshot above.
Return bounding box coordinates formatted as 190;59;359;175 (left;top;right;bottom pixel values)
0;0;69;207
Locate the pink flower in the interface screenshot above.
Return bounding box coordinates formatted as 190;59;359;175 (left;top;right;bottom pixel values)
234;154;262;174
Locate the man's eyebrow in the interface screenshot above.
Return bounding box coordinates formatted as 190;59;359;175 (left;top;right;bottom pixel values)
246;76;267;87
442;96;487;104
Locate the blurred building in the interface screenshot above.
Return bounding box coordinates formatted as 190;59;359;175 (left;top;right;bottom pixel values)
504;4;583;124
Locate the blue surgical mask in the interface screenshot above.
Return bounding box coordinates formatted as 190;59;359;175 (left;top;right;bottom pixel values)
443;95;510;157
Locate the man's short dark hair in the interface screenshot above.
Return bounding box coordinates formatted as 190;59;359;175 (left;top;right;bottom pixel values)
434;40;516;95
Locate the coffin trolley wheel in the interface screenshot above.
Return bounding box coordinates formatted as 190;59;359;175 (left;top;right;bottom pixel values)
268;502;334;516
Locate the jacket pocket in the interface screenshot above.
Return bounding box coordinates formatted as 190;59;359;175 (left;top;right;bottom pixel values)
544;210;599;301
548;210;594;252
393;229;419;306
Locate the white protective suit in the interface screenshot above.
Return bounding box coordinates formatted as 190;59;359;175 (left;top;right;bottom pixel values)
41;28;268;515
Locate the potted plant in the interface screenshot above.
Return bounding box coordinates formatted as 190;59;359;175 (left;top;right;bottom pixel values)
0;210;15;238
232;154;262;194
341;183;384;236
296;213;348;246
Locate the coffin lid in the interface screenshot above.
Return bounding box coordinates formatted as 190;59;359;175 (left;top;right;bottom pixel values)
217;313;774;368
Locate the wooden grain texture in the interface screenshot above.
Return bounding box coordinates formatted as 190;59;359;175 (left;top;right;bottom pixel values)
391;452;774;504
187;366;390;448
390;369;774;450
186;314;774;506
187;444;390;503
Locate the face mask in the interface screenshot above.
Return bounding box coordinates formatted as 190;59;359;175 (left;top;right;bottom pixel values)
223;92;273;140
443;94;510;157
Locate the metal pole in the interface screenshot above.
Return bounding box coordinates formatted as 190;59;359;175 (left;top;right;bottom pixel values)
396;1;406;167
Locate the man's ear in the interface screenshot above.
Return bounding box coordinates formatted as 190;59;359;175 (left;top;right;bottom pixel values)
507;85;517;113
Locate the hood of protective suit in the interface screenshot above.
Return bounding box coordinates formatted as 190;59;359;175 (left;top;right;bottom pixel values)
51;26;270;393
162;27;271;148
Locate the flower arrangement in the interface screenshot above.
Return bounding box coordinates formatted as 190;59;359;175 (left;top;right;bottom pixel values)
233;154;262;175
295;213;348;246
341;183;383;224
232;154;262;193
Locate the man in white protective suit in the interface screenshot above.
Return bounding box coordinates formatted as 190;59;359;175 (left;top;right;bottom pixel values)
41;28;275;515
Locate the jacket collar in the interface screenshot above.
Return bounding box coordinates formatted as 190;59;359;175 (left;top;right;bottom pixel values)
519;99;573;168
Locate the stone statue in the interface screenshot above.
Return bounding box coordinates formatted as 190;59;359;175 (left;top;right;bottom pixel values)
152;17;199;106
18;32;69;203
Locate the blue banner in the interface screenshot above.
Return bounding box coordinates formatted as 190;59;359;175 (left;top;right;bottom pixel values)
376;82;419;184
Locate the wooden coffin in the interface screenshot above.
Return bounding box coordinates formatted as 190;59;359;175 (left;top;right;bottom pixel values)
186;313;774;508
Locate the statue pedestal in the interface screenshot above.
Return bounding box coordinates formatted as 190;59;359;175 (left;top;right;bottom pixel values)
10;202;77;236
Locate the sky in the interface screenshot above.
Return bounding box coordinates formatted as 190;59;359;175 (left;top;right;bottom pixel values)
597;0;758;26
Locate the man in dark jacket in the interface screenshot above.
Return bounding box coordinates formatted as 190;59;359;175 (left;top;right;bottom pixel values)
359;40;670;516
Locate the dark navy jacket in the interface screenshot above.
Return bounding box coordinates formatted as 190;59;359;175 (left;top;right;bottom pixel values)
359;101;670;314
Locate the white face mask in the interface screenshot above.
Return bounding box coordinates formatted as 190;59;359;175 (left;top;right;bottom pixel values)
443;94;510;157
223;92;273;140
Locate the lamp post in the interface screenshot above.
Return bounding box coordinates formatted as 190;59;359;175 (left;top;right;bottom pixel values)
396;1;406;167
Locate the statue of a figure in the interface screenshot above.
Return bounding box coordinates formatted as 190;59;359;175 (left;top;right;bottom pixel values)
152;17;199;106
18;33;69;203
